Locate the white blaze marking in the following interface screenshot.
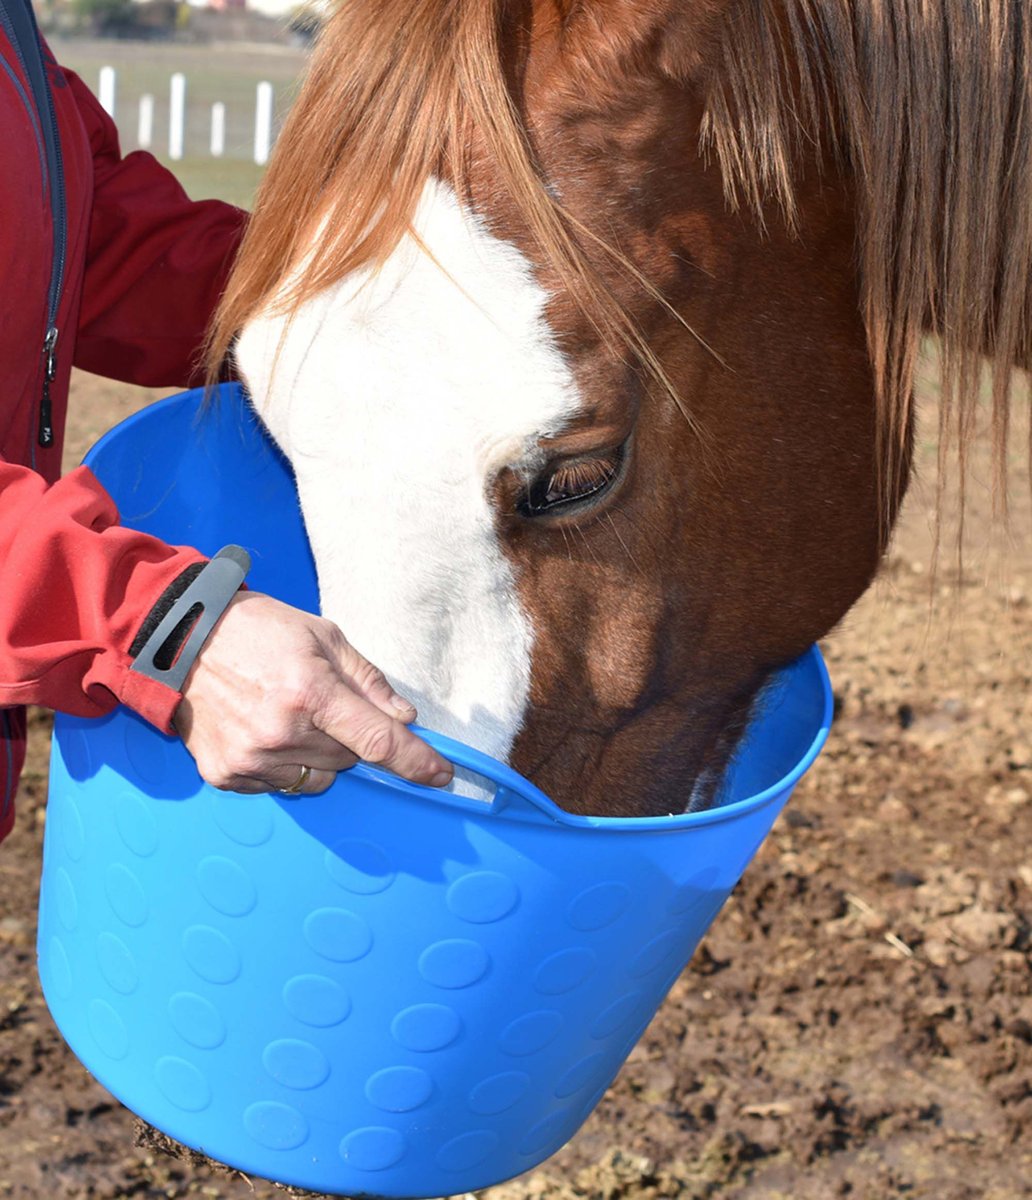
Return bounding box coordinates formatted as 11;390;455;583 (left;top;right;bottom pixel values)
236;180;581;762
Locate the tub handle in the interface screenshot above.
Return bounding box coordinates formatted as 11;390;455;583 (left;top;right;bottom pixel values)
410;726;566;825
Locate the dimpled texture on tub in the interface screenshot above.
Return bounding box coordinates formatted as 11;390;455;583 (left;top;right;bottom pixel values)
38;386;832;1200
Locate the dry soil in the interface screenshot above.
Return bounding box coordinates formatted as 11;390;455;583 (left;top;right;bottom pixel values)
0;362;1029;1200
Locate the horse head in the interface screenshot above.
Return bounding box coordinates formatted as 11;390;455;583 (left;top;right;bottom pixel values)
217;0;1028;815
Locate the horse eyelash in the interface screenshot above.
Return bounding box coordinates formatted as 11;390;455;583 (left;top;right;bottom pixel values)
518;450;623;515
544;456;619;500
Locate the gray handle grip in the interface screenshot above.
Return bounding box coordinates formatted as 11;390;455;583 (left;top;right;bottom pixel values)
130;545;251;691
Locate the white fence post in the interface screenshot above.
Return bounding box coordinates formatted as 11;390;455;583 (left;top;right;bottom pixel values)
137;94;154;150
254;80;273;166
169;72;186;161
210;101;226;158
98;65;116;118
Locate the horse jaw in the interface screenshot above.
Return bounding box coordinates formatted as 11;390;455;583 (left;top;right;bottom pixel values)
235;179;581;767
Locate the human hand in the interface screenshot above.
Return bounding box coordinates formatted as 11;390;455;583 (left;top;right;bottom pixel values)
173;591;453;794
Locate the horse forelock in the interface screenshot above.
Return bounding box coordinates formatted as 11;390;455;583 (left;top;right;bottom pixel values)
206;0;721;431
206;0;511;379
211;0;1029;523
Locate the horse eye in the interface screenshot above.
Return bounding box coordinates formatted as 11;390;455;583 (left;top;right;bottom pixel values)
518;449;624;518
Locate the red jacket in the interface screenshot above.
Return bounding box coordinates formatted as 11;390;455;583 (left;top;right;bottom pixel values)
0;19;247;842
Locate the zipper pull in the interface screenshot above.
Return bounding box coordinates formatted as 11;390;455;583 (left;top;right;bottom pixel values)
38;325;58;448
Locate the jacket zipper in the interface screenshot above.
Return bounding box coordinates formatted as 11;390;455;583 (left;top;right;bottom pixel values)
0;710;13;830
0;0;66;449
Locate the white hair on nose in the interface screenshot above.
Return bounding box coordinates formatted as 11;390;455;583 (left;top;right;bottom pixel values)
236;178;582;766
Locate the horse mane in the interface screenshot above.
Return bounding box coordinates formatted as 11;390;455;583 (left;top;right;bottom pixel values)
205;0;654;395
206;0;508;360
207;0;1031;517
705;0;1032;520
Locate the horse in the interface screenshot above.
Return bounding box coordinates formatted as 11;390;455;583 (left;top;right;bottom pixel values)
205;0;1030;818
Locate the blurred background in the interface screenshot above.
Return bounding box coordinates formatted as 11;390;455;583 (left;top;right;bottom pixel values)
41;0;318;207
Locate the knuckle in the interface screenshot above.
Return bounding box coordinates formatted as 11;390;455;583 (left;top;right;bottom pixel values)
198;758;237;791
250;709;297;751
353;657;388;693
355;720;397;765
267;672;307;715
282;671;330;722
313;616;345;650
318;615;344;640
277;687;310;722
224;748;267;780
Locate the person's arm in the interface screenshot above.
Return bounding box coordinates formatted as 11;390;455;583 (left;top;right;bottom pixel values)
0;460;204;727
0;460;453;793
65;63;246;387
9;62;452;793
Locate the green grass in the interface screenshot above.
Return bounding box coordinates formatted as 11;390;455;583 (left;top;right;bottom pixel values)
162;156;266;209
51;36;310;206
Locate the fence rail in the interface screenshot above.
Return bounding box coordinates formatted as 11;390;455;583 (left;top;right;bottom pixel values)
96;65;277;165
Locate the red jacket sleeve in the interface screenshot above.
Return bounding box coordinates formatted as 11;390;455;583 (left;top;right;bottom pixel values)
0;462;206;729
68;67;247;387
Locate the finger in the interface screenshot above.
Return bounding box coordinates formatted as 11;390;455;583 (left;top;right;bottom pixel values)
206;768;335;796
196;733;358;793
207;775;268;795
329;636;418;723
268;728;360;774
264;765;338;796
315;691;452;787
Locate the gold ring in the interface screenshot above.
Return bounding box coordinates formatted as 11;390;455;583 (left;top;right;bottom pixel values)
281;764;312;795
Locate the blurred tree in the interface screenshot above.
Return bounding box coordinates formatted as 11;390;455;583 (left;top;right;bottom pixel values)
72;0;136;35
71;0;179;38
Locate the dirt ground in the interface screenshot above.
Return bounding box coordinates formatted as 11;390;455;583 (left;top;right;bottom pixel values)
0;361;1029;1200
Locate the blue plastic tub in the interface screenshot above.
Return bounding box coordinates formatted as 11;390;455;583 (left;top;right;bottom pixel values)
38;385;832;1198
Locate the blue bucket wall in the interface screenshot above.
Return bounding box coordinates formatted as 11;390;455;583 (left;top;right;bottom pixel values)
38;385;832;1198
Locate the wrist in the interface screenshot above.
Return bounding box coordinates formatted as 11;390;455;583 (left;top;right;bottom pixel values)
130;546;251;693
